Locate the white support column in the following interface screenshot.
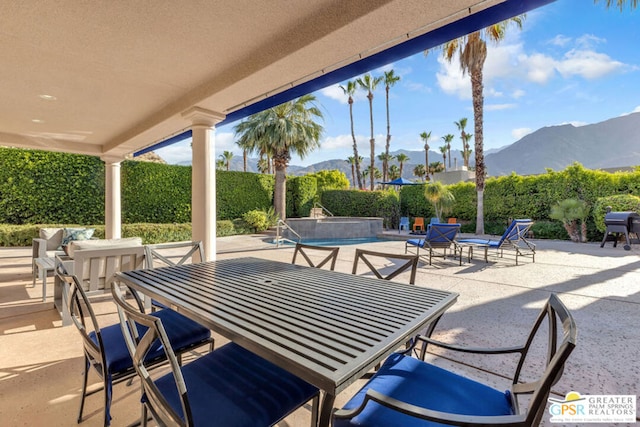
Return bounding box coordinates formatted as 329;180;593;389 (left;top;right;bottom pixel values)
102;156;122;239
182;107;225;261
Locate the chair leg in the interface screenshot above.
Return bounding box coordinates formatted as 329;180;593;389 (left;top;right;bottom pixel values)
309;394;320;427
104;375;113;427
77;357;90;423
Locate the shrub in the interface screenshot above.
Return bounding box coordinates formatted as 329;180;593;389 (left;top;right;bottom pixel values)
593;194;640;232
242;210;271;232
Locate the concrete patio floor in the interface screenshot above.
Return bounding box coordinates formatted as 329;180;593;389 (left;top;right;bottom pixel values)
1;233;639;426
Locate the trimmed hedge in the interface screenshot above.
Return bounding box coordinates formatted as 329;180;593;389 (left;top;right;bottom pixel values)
216;170;274;220
321;189;399;228
287;175;317;218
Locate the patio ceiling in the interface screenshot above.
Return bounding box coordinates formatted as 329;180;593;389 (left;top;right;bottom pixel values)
0;0;553;160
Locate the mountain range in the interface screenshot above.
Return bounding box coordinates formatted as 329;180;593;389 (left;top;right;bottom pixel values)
192;112;640;181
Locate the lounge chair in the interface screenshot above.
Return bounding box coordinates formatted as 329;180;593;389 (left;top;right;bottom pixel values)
405;223;461;265
458;219;536;265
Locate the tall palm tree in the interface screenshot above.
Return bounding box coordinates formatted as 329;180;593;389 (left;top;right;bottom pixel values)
257;156;269;174
339;81;363;189
439;145;448;172
220;150;233;171
429;161;444;174
234;94;323;220
434;17;524;234
441;134;454;169
395;153;409;178
356;73;384;191
383;69;401;182
215;158;225;170
420;131;432;182
413;164;426;181
454;118;469;167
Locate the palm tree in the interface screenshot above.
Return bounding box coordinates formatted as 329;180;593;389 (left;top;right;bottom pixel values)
257;157;269;174
434;17;524;234
220;150;233;171
339;81;364;189
413;164;426;181
345;156;361;188
377;152;393;182
454;118;469;167
234;94;323;220
429;161;444;175
383;69;401;182
388;164;400;180
441;134;454;169
420;131;432;181
439;145;448;172
395;153;409;178
215;158;225;170
462;132;473;167
356;73;384;191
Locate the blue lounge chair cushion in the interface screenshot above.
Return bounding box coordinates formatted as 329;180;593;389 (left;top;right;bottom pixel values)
406;238;425;247
335;353;513;427
152;342;318;426
90;308;211;374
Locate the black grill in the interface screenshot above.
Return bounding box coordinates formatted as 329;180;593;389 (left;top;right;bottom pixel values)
601;211;640;250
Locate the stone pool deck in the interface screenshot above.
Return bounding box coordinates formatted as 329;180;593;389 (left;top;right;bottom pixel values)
1;233;639;426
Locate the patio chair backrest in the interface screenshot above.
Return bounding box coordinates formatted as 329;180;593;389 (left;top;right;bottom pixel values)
292;243;340;270
424;223;460;248
499;219;534;246
510;294;577;425
111;284;190;426
144;241;204;269
352;249;418;284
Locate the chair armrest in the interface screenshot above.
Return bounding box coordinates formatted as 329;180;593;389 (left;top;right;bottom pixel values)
32;238;48;259
334;389;526;426
415;335;524;356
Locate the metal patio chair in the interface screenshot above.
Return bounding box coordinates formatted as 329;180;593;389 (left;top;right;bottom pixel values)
405;223;461;265
111;283;320;427
292;242;340;271
334;294;577;427
458;219;536;265
64;274;212;427
352;248;419;284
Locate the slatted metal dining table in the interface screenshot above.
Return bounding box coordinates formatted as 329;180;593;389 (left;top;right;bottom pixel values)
116;257;458;427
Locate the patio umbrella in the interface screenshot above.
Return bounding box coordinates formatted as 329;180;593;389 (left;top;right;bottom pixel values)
379;177;420;221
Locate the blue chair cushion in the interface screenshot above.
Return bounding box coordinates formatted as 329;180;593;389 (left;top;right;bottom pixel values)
335;353;513;427
152;342;318;427
406;239;425;248
90;308;211;374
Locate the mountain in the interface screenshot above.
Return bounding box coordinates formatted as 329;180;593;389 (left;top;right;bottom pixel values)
485;112;640;176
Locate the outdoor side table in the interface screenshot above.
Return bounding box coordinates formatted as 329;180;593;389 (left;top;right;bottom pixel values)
32;257;55;302
457;242;489;263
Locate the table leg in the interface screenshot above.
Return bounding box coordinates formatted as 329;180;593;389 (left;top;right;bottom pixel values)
32;260;37;288
318;391;336;427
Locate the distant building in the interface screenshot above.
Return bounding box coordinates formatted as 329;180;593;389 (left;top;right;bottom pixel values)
432;166;475;185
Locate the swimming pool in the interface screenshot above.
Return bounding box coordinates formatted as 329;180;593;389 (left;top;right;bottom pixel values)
273;237;387;246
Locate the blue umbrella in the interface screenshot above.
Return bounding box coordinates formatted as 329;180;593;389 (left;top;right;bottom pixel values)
379;178;421;225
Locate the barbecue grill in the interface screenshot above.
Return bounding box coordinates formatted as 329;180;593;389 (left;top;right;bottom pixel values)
600;210;640;250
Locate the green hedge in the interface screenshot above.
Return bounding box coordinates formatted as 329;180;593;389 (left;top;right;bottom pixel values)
287;175;317;218
216;170;274;220
0;149;105;224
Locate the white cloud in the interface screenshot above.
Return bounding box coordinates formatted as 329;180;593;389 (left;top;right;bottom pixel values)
575;34;605;49
512;127;532;140
556;49;624;79
435;55;470;99
404;80;431;94
512;89;526;99
521;52;557;84
548;34;572;47
486;103;517;111
155;132;237;165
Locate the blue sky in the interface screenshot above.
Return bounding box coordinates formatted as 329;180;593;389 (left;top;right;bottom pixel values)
156;0;639;167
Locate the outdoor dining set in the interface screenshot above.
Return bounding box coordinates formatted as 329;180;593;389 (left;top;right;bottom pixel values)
37;217;569;427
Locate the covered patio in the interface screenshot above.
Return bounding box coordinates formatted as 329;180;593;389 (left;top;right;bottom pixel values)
1;235;639;425
0;0;554;259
